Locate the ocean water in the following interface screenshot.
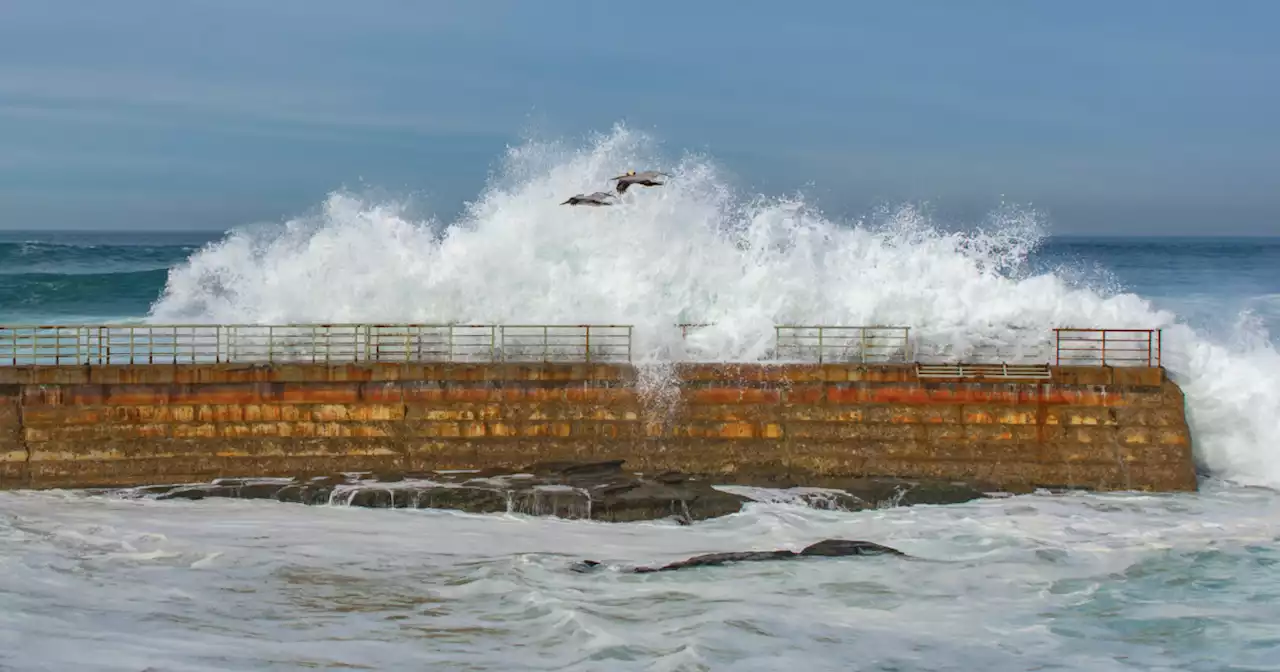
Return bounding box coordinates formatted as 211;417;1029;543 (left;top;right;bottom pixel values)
3;125;1280;670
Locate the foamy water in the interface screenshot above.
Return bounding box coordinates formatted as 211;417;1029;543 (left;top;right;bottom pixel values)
4;484;1280;671
148;124;1280;488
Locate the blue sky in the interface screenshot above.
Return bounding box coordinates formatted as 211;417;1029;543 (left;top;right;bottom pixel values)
1;0;1276;234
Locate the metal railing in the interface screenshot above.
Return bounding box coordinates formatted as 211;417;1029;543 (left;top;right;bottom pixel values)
772;326;912;363
916;363;1053;380
499;325;632;363
911;338;1054;365
1053;328;1162;367
0;323;633;365
0;322;1166;368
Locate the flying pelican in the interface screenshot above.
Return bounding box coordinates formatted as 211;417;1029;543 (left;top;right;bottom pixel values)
610;170;669;195
560;191;618;206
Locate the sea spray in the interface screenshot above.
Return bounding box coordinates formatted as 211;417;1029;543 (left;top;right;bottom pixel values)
147;123;1280;487
635;360;682;435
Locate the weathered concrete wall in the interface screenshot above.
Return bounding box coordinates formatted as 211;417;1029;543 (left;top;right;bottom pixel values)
0;385;23;487
0;363;1196;492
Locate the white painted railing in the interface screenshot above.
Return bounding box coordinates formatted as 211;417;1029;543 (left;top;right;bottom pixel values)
0;323;1163;367
0;324;634;365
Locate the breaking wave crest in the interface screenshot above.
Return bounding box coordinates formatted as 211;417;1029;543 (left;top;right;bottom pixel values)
147;124;1280;488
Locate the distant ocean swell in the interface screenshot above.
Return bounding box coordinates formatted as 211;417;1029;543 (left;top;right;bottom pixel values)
0;241;193;323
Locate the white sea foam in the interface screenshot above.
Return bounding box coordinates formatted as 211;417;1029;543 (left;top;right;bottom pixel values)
147;124;1280;487
3;485;1280;670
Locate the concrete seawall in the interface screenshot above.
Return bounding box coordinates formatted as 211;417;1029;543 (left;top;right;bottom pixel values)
0;362;1196;492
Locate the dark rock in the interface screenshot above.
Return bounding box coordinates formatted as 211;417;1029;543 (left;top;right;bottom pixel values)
792;489;869;512
131;484;182;497
196;486;243;498
156;487;206;501
890;480;991;507
235;482;290;499
571;538;909;574
799;539;905;557
591;481;641;498
275;483;339;506
412;486;509;514
293;475;346;488
590;481;750;524
634;550;799;573
570;560;602;573
112;460;997;524
726;475;994;509
306;487;336;505
159;484;281;501
524;460;626;479
346;488;406;509
509;487;591;519
274;484;304;503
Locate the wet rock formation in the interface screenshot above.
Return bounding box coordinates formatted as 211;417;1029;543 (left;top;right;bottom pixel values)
570;538;907;574
109;460;993;524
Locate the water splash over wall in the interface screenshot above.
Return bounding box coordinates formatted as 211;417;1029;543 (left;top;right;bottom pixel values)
148;123;1280;488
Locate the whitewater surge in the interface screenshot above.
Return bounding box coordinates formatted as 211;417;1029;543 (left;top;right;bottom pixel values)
5;485;1280;670
147;124;1280;488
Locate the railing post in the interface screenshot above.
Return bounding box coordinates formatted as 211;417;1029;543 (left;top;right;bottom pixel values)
584;325;591;363
817;326;824;364
1100;330;1107;367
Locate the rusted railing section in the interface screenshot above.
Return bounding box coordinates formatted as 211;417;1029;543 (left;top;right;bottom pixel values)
0;324;634;365
773;326;912;363
1053;328;1162;367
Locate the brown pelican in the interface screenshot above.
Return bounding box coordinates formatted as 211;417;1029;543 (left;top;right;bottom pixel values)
610;170;669;195
560;191;617;206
